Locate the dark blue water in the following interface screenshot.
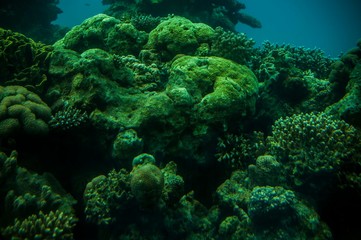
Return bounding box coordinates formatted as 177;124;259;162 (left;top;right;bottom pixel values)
240;0;361;57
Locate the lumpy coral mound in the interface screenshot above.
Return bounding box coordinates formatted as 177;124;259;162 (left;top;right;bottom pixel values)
130;163;164;209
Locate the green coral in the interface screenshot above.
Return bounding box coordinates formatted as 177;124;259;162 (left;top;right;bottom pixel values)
215;132;265;169
112;129;144;162
0;150;17;186
2;167;77;223
248;155;283;187
248;186;332;239
2;210;77;240
83;169;131;225
130;163;164;209
248;186;296;224
0;85;52;137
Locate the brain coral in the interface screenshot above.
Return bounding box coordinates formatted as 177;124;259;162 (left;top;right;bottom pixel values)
0;85;51;137
130;163;164;209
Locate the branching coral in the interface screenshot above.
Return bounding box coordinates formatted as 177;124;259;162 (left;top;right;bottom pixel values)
215;132;266;169
210;27;255;65
83;169;131;225
2;210;77;240
252;41;335;81
267;112;359;186
49;105;88;131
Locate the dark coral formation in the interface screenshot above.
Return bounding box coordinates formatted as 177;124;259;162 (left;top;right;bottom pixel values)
0;151;77;239
0;0;66;44
102;0;261;31
130;163;164;208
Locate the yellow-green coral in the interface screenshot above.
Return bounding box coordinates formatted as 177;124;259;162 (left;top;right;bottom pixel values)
0;85;51;137
0;28;52;91
2;210;77;240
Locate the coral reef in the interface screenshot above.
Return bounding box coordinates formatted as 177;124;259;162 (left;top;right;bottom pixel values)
84;169;131;225
250;42;338;129
248;155;284;187
112;129;144;162
215;132;265;169
0;12;360;240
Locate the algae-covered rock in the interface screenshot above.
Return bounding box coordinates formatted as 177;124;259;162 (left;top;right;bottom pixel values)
167;55;259;124
56;14;148;56
146;16;214;60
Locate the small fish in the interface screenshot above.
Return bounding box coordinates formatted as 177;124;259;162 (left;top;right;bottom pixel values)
84;3;91;7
